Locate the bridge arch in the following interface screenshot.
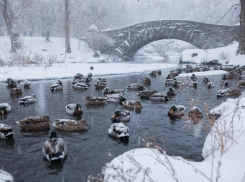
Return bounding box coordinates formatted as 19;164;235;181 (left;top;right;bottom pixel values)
90;20;239;59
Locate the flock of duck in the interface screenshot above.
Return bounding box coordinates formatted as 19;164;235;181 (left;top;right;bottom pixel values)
1;64;245;162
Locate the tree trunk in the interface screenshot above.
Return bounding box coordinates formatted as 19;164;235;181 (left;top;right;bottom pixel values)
237;0;245;54
65;0;71;53
0;0;22;52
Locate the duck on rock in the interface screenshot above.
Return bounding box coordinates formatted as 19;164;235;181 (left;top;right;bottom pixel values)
53;119;90;131
42;131;67;162
65;103;83;116
111;109;130;123
0;123;14;139
16;114;51;131
50;80;63;91
167;105;185;118
0;103;11;115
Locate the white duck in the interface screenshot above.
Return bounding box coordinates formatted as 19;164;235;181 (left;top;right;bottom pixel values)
0;123;14;139
217;89;229;97
0;103;11;114
108;122;129;139
73;82;89;89
50;80;63;91
18;94;37;105
42;131;67;162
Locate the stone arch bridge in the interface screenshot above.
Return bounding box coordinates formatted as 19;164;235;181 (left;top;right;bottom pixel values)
86;20;239;60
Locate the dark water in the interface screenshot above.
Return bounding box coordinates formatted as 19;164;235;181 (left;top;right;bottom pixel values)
0;66;239;182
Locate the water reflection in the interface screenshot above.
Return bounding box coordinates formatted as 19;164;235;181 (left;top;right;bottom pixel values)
45;156;67;175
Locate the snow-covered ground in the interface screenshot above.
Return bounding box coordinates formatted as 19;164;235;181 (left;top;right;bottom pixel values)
0;170;14;182
103;95;245;182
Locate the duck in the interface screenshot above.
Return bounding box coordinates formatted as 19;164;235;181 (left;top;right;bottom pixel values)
50;80;63;91
23;80;30;89
108;122;129;139
193;67;200;72
138;90;158;99
141;77;151;85
10;88;22;95
191;74;197;81
221;74;228;80
81;72;92;83
238;80;245;86
73;73;83;80
206;82;214;89
111;109;130;123
188;106;203;123
189;80;198;88
16;114;51;131
122;100;143;109
126;83;144;91
149;71;157;76
90;66;94;70
52;119;90;131
229;88;241;96
106;94;126;103
172;80;182;88
102;87;126;95
5;78;20;88
0;123;14;139
73;82;89;89
42;131;67;162
97;78;107;82
167;105;185;118
227;72;234;79
85;96;107;105
166;87;177;97
95;81;107;88
217;89;229;97
157;70;162;75
149;93;170;101
0;103;11;114
18;94;37;105
166;74;173;79
164;78;176;85
219;80;229;87
202;77;210;82
65;103;83;116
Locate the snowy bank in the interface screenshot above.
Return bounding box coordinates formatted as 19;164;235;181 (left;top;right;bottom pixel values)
0;63;177;81
0;170;14;182
178;70;227;77
103;96;245;182
181;41;245;65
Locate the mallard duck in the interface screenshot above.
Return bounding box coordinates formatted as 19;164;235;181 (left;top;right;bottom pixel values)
50;80;63;91
188;106;203;123
73;82;89;89
141;77;151;85
126;83;144;91
102;87;126;95
18;94;37;105
65;103;83;116
227;72;234;79
42;131;67;162
166;74;173;79
189;80;198;88
85;96;107;105
164;78;176;85
23;80;30;89
122;100;143;109
73;73;83;80
158;70;162;75
97;78;107;82
0;103;11;114
149;71;157;76
172;80;182;88
10;88;22;95
106;94;126;103
219;80;229;87
53;119;90;131
95;81;107;88
149;93;170;101
5;78;19;88
81;72;92;83
0;123;14;139
238;80;245;86
202;77;210;82
16;114;50;131
217;89;229;97
221;74;228;80
111;109;130;123
166;87;177;97
108;122;129;139
229;88;241;96
138;90;158;99
191;74;197;81
206;82;214;89
168;105;185;118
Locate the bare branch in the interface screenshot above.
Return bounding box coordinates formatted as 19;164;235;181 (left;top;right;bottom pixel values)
216;3;240;24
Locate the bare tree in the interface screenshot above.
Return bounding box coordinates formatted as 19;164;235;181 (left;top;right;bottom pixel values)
237;0;245;54
0;0;22;52
65;0;71;53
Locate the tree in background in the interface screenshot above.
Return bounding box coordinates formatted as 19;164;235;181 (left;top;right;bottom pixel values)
65;0;71;53
0;0;23;52
237;0;245;54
